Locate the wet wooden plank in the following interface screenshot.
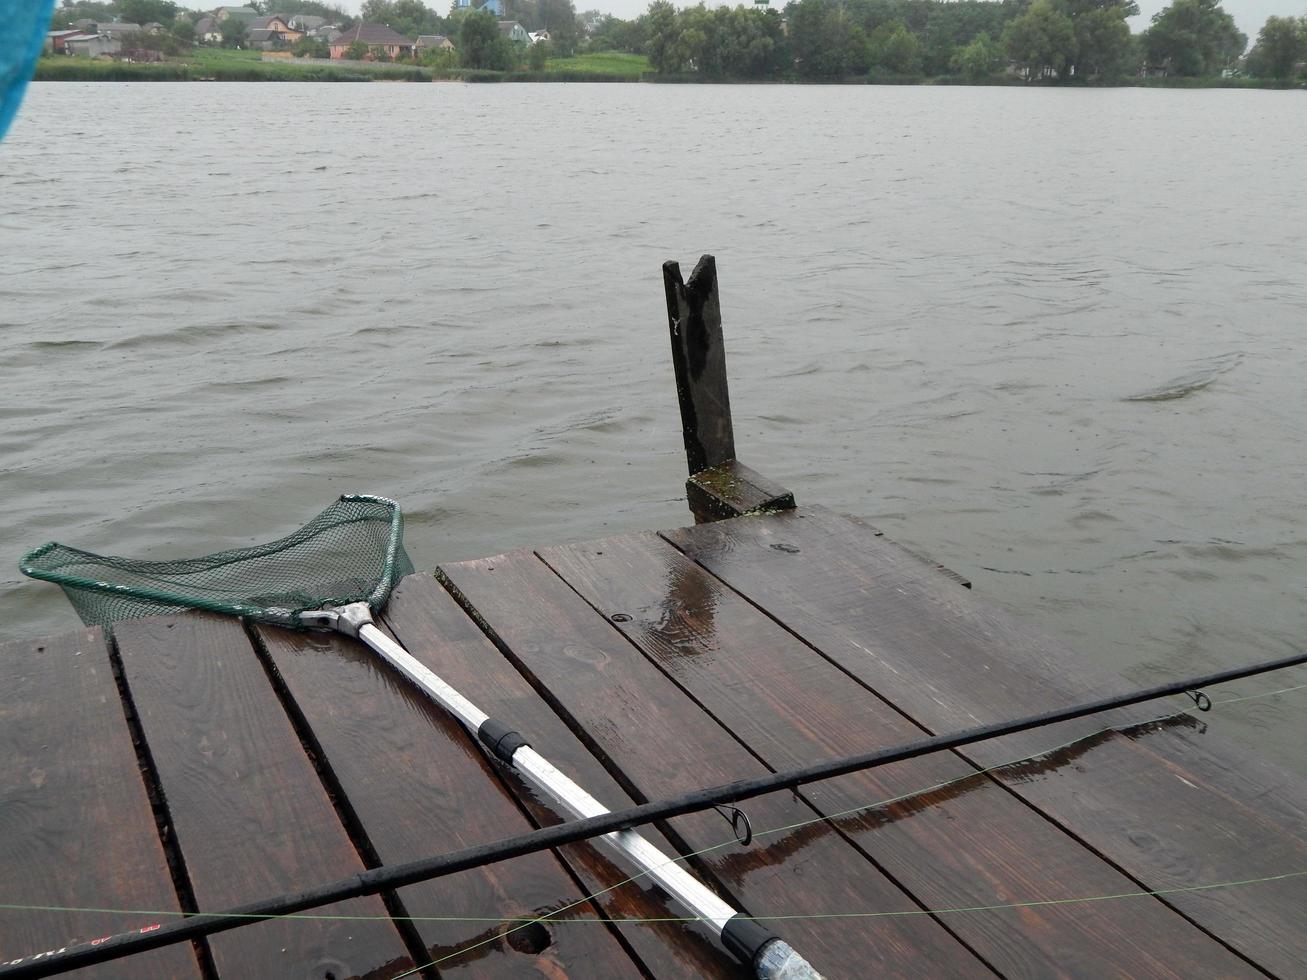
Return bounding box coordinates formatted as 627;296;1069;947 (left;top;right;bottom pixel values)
255;618;647;978
0;628;200;978
540;533;1259;979
997;721;1307;976
114;615;414;980
664;255;735;476
665;507;1307;971
439;551;990;979
662;506;1147;766
377;573;738;978
686;459;795;523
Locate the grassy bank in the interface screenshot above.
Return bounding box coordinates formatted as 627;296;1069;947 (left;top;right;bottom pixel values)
546;52;650;76
34;49;650;83
34;51;1299;87
35;50;428;82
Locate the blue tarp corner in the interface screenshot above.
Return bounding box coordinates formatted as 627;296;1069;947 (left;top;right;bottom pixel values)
1;0;57;141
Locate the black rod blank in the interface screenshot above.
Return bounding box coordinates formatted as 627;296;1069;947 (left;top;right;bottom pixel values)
5;646;1305;978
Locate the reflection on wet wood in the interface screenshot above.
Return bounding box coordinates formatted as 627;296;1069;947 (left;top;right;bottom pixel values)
661;505;1149;766
439;550;988;979
0;629;200;978
664;506;1307;975
114;614;413;979
1001;721;1307;975
13;504;1305;977
539;532;1257;979
380;573;736;978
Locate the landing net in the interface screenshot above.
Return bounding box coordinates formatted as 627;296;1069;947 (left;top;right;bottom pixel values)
20;494;413;629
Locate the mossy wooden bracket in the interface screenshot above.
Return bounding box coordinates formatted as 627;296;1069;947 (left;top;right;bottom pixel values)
663;255;796;523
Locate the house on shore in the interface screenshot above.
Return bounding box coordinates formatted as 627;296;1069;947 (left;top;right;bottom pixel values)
193;16;220;42
529;29;551;44
97;22;143;42
288;14;326;32
247;14;305;49
45;29;82;53
329;23;416;60
415;34;455;55
65;33;122;57
498;21;530;44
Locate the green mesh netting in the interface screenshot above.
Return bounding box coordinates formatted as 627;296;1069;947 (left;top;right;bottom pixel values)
19;494;414;629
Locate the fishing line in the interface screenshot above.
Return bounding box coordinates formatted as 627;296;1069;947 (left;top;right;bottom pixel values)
7;670;1302;978
5;868;1306;929
384;680;1307;975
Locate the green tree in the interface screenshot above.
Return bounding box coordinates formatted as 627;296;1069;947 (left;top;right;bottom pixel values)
1245;15;1303;78
951;30;1004;79
420;45;458;66
170;18;194;45
221;17;249;47
293;35;331;57
588;13;644;52
361;0;446;38
915;0;1014;76
1141;0;1245;75
788;0;871;78
119;0;178;25
717;6;785;77
344;39;370;58
528;37;550;67
644;0;683;72
459;9;514;67
1063;0;1137;79
868;20;922;73
1002;0;1075;78
537;0;579;54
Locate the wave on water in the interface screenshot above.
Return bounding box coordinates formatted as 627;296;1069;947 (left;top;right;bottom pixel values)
1122;351;1243;402
105;319;281;351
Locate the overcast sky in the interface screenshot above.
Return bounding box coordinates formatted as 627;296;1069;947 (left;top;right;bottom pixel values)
330;0;1293;42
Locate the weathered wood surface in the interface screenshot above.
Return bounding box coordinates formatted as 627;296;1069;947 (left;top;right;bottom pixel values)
663;256;795;524
255;617;650;978
378;573;737;978
664;255;735;476
998;722;1307;976
662;506;1149;767
0;629;200;978
538;532;1259;979
10;505;1305;978
664;506;1307;973
686;459;795;523
114;615;414;980
440;551;990;979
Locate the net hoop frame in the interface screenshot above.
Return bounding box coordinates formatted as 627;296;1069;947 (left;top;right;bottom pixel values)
18;493;407;628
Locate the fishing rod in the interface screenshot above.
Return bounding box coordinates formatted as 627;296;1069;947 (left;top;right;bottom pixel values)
6;644;1305;979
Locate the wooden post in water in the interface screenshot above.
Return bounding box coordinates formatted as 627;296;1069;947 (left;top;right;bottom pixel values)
663;255;795;522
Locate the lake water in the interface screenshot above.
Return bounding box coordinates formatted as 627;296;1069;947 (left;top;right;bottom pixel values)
2;82;1304;776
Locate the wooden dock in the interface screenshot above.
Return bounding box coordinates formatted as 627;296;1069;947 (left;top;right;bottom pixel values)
3;257;1305;977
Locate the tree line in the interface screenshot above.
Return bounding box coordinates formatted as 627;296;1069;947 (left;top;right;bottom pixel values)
598;0;1304;81
47;0;1307;81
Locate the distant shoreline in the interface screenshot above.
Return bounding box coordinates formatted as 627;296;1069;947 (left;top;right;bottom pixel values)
33;56;1303;89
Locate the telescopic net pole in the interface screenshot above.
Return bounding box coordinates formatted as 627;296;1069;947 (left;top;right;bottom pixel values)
304;603;819;980
17;495;819;979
